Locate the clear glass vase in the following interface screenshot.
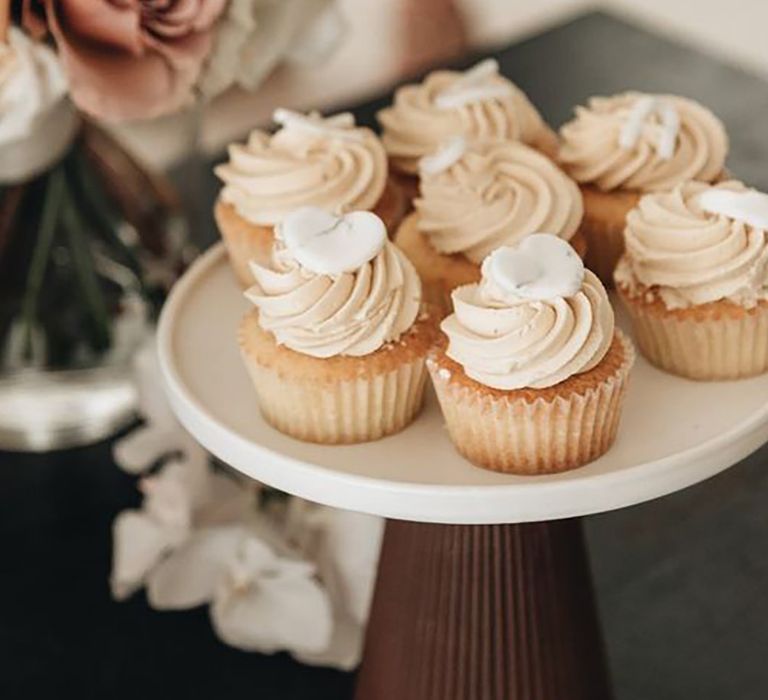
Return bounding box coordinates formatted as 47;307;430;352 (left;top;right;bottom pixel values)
0;121;193;451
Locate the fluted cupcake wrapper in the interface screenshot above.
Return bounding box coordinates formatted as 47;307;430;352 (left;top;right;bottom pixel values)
428;333;635;475
620;293;768;380
241;350;430;444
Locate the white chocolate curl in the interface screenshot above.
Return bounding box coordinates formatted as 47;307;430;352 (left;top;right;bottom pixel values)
278;207;387;275
697;188;768;230
272;108;362;141
418;136;467;176
434;59;512;109
480;234;585;303
618;95;679;161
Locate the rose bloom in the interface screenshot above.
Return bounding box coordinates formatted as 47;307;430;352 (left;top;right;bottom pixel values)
23;0;227;122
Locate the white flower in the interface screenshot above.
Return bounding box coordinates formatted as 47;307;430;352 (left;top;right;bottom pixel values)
0;28;79;183
110;462;192;601
110;458;254;601
198;0;346;100
146;524;334;655
110;511;185;602
212;533;333;654
110;332;379;665
111;334;254;600
283;500;384;669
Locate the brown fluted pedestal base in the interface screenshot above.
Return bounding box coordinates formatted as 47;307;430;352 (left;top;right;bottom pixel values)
355;518;612;700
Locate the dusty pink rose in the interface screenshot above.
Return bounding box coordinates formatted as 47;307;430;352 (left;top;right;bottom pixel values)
23;0;227;122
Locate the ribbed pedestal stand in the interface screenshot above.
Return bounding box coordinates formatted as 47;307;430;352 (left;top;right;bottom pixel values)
355;518;612;700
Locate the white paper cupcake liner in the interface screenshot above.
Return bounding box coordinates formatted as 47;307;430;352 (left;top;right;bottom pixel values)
622;295;768;380
428;332;635;475
241;351;429;444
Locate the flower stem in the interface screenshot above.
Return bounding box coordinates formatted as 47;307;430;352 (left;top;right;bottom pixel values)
65;148;144;283
21;168;65;358
61;184;112;353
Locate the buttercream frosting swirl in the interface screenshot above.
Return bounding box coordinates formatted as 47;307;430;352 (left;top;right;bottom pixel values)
416;141;583;263
616;180;768;309
442;245;614;390
245;231;422;359
216;110;387;225
559;92;727;192
377;62;548;175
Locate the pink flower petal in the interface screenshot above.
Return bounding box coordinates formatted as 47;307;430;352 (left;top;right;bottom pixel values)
51;0;144;55
36;0;227;120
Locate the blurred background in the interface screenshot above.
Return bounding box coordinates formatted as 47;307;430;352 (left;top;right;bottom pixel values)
116;0;768;170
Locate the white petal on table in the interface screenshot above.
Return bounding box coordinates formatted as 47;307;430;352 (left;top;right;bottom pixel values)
314;509;383;625
210;535;333;654
146;526;244;610
113;426;186;475
287;501;383;624
294;612;364;671
110;511;186;601
140;461;195;531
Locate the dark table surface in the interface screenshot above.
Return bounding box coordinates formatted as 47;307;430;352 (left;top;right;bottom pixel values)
3;10;768;700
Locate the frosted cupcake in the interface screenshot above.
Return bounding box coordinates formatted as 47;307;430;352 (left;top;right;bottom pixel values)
559;92;728;284
377;59;558;203
616;180;768;380
395;137;586;313
428;234;634;474
215;109;405;286
239;207;438;444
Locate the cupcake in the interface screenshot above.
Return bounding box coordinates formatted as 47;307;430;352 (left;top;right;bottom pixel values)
215;109;406;286
395;137;586;313
377;59;558;204
615;180;768;380
239;206;438;444
559;92;728;285
428;234;634;474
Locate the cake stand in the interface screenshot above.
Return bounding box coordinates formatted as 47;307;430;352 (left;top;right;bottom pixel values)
158;244;768;699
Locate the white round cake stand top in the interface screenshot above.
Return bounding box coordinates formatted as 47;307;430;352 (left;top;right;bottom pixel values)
158;243;768;525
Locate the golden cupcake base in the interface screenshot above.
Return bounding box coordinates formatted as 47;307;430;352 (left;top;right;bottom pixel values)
238;308;440;444
427;332;635;475
617;280;768;381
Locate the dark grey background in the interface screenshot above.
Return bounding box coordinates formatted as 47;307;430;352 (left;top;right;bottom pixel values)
2;11;768;699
